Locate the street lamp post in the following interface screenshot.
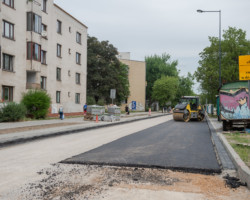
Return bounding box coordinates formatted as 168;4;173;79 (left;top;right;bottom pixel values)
197;9;222;88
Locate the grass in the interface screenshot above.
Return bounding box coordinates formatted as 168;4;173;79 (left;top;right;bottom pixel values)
208;114;217;118
225;132;250;144
231;144;250;166
224;132;250;167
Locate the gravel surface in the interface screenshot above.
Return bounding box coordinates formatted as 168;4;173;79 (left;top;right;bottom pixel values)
2;163;249;200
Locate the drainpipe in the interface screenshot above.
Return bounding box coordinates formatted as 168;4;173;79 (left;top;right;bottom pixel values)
30;1;33;70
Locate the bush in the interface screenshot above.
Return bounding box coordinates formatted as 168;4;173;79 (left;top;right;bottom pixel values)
87;96;96;105
21;90;51;119
97;98;106;106
0;102;26;122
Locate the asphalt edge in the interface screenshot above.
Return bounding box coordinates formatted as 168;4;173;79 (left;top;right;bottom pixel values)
206;115;250;189
0;113;170;148
60;160;222;175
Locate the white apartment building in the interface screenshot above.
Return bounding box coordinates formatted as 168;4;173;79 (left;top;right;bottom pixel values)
0;0;87;114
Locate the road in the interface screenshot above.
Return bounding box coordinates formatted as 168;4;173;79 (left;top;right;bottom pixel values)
1;115;249;199
63;119;220;173
0;115;172;195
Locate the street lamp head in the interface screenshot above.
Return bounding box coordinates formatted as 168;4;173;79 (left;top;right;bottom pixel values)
197;9;203;13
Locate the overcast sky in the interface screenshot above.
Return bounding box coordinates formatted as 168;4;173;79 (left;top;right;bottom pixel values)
54;0;250;93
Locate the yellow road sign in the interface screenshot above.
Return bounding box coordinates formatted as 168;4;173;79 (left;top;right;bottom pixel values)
239;55;250;80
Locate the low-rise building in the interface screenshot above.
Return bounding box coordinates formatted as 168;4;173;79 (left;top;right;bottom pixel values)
119;52;146;111
0;0;87;114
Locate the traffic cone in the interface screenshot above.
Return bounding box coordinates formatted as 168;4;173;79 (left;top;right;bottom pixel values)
96;115;98;123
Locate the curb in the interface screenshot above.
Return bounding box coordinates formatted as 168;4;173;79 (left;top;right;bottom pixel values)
0;113;170;148
218;132;250;189
207;115;250;189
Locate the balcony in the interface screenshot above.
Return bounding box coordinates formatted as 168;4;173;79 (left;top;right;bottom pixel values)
26;71;40;89
26;83;41;90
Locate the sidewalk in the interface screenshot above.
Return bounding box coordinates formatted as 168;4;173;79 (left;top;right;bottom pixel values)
0;112;167;147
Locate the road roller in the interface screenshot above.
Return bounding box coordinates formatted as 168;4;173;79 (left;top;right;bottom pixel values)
173;96;205;122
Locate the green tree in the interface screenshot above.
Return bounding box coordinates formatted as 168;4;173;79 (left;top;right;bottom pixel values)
145;53;178;104
195;27;250;104
175;72;195;104
21;90;51;119
152;76;179;108
87;36;129;104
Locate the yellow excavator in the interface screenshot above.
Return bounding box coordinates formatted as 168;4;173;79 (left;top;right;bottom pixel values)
173;96;205;122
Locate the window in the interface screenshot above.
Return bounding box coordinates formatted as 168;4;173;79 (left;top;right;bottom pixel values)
41;24;47;38
27;12;42;34
56;67;61;81
41;50;46;64
57;44;61;57
41;24;47;32
3;20;14;39
42;0;47;12
76;32;81;44
2;86;13;102
76;73;80;84
56;91;61;103
57;20;62;34
40;76;46;90
27;42;41;61
75;93;80;104
3;53;13;71
76;52;81;64
3;0;14;8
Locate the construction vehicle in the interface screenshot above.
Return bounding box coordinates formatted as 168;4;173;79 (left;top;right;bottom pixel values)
173;96;205;122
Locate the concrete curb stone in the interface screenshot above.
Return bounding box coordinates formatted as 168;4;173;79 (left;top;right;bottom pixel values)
207;115;250;189
218;132;250;189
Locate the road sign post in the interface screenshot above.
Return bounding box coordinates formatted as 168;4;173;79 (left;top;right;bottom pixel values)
110;89;116;105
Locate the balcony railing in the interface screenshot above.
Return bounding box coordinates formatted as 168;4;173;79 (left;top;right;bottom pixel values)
26;83;41;90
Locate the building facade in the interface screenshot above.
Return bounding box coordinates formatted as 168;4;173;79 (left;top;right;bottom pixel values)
0;0;87;114
119;53;146;111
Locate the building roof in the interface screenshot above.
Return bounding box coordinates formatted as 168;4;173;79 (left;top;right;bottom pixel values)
54;3;88;29
119;59;145;63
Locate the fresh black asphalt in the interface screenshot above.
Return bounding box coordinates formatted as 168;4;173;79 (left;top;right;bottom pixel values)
62;119;221;173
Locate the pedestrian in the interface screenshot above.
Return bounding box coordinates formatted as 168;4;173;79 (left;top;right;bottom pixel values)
125;105;130;115
59;106;64;120
83;103;87;115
